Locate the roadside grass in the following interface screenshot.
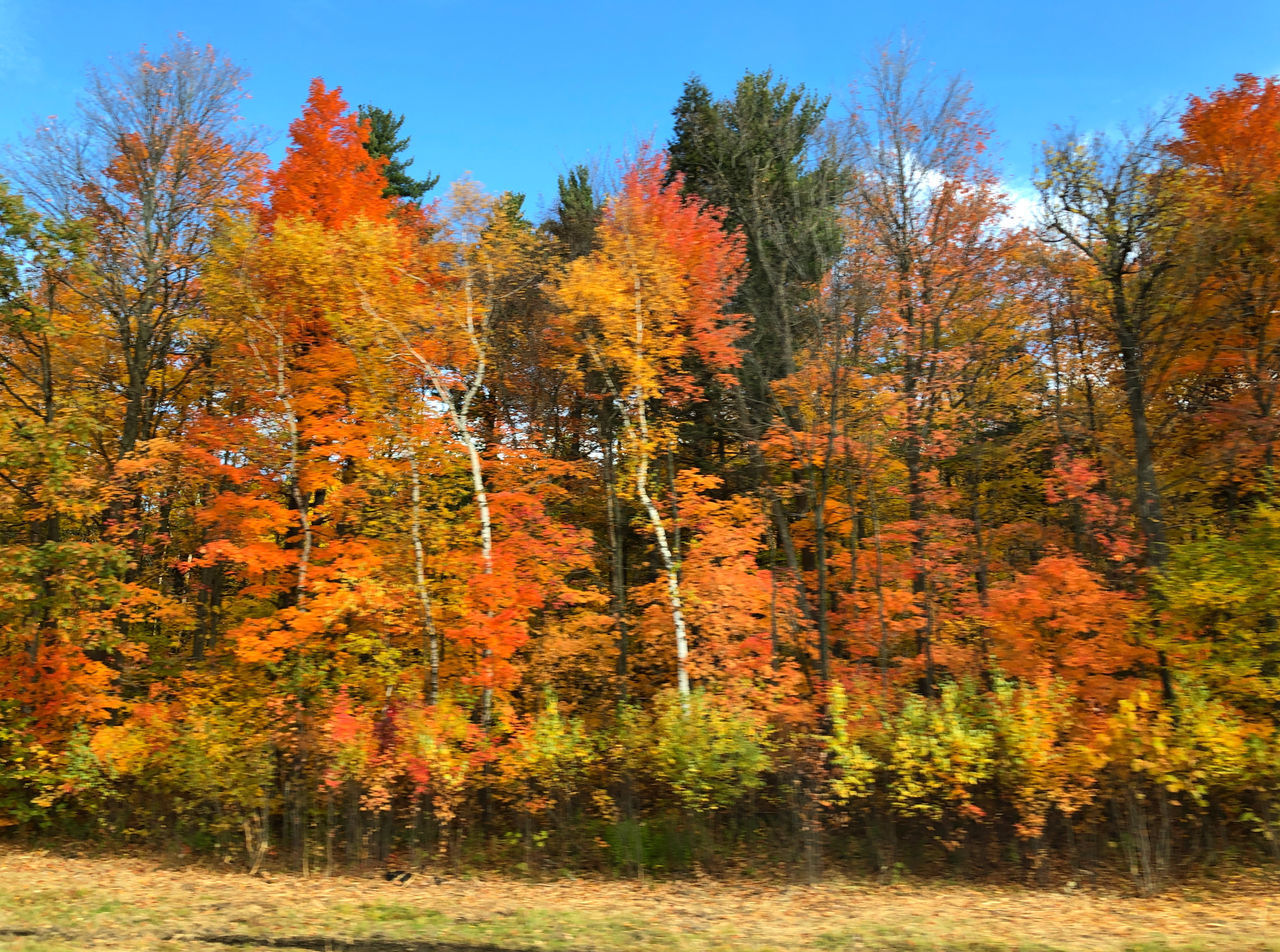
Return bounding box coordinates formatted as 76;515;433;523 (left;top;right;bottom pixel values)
0;850;1276;952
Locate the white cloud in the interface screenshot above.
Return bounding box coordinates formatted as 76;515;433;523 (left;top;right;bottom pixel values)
997;178;1040;232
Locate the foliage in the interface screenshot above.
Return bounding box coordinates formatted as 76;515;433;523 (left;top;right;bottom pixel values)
989;677;1099;840
1161;497;1280;711
650;688;772;815
883;681;995;826
2;42;1280;885
497;692;596;817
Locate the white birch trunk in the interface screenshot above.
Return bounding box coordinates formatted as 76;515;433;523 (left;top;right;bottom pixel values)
629;269;691;706
359;276;495;722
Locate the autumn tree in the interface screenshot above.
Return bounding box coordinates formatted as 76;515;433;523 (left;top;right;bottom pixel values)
1165;75;1280;496
837;45;1017;694
1153;76;1280;714
196;78;407;709
350;178;595;721
269;80;395;228
1;38;263;738
11;38;263;460
0;182;126;736
559;149;745;703
1037;119;1186;574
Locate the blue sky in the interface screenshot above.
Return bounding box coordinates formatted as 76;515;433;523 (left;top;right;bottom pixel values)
1;0;1276;219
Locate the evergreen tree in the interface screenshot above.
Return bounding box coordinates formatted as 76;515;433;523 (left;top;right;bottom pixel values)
545;165;599;260
667;72;850;620
358;104;438;200
668;72;848;403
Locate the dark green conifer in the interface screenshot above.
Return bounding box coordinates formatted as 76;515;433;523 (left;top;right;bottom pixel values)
358;105;438;201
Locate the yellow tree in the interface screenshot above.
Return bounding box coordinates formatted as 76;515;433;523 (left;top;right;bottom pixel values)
351;181;544;719
558;149;744;702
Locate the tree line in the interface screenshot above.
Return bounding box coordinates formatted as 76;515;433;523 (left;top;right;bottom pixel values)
1;38;1278;891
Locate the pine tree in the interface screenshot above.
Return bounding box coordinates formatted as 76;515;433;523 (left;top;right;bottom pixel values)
668;72;847;398
358;104;438;201
545;165;599;260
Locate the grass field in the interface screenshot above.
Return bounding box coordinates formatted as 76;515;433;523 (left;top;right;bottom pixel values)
0;849;1276;951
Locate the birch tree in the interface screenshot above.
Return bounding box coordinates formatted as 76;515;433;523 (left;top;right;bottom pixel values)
558;150;745;704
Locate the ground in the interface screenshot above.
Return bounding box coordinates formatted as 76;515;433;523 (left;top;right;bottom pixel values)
0;850;1276;951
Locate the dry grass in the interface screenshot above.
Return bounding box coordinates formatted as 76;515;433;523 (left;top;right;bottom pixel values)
0;849;1276;951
